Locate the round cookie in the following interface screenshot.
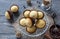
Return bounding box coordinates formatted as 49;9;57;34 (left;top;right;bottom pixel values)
5;11;13;20
25;18;32;27
37;11;44;19
23;10;30;17
19;18;26;27
10;5;19;12
26;26;36;34
36;19;46;29
29;11;38;19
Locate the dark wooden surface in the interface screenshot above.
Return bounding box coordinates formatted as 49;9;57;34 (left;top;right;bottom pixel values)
0;0;60;39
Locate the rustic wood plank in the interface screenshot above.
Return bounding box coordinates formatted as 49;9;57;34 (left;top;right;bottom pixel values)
0;0;60;39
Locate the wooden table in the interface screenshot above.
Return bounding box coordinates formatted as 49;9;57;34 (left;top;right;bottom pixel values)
0;0;60;39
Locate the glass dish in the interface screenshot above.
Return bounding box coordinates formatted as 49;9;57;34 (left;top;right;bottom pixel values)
13;7;53;37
